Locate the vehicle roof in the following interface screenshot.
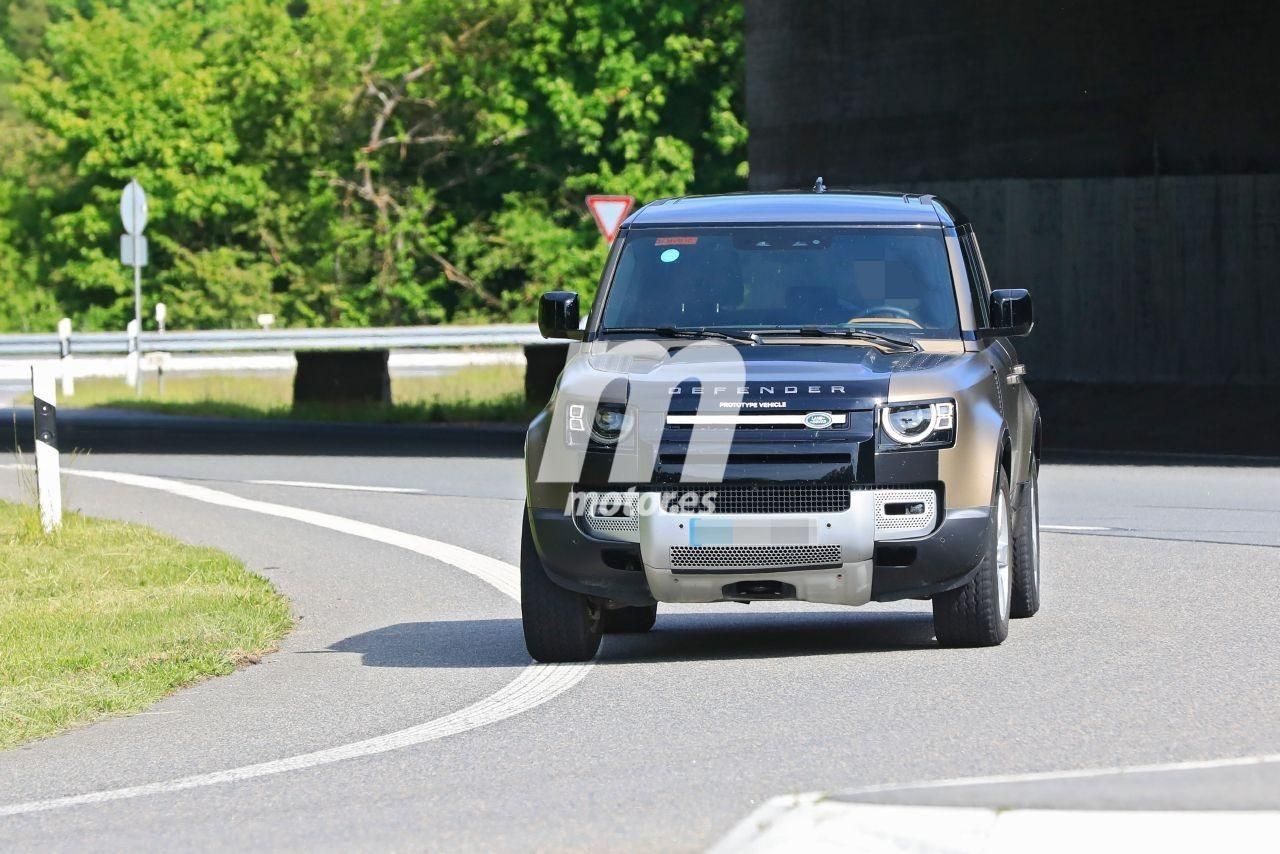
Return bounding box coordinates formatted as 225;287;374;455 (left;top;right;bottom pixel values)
625;191;965;228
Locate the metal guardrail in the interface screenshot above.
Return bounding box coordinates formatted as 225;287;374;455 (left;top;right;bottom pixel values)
0;324;544;356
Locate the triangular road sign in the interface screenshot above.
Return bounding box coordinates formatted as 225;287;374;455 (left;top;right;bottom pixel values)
585;195;634;244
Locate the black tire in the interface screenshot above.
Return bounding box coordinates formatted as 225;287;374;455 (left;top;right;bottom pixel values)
520;508;602;663
1010;457;1041;618
933;469;1013;647
602;604;658;634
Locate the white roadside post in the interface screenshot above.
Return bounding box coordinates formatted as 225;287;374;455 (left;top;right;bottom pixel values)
120;178;149;389
125;318;140;389
31;365;62;532
144;350;171;396
155;302;166;334
57;317;74;397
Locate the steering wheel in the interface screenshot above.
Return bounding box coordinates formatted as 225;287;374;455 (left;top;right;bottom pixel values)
858;305;914;319
848;305;924;329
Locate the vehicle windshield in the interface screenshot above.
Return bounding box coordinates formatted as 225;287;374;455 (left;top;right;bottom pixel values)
599;227;960;338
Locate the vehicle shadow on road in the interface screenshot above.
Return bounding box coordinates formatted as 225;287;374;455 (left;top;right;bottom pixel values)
602;610;938;662
325;610;938;669
324;618;530;668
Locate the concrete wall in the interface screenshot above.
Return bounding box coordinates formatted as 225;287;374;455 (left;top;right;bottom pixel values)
900;176;1280;385
744;1;1280;385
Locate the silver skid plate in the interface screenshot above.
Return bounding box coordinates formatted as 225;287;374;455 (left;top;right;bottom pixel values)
638;491;876;605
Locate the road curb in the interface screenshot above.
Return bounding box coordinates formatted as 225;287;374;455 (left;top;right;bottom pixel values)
0;407;527;455
710;794;1280;853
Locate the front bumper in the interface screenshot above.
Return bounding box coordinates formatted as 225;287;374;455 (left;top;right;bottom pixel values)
528;496;992;607
638;492;875;605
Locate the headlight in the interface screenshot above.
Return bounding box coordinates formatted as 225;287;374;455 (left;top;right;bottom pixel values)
880;400;956;448
565;401;631;446
592;406;626;440
590;403;630;444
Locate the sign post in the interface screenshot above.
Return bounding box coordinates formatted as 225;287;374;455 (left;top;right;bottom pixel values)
585;195;634;244
120;179;149;388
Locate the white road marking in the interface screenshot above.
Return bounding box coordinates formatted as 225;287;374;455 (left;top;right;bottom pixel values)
0;466;592;818
712;799;1280;854
63;468;519;598
1042;524;1112;531
247;479;427;495
0;663;589;819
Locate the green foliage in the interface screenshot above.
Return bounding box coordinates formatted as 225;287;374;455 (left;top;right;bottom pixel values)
0;0;745;331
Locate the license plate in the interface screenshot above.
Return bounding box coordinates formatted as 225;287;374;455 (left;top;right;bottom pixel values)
688;517;817;546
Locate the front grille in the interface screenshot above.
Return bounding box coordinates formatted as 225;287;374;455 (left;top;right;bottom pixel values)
662;485;851;514
669;544;842;570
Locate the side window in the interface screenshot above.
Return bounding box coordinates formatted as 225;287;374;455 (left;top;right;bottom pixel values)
960;230;990;327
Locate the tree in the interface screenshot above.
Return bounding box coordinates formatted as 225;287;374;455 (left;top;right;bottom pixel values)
452;0;748;316
0;0;746;331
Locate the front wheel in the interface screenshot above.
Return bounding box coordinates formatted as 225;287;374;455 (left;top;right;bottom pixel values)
1010;458;1042;618
932;469;1013;647
520;508;602;663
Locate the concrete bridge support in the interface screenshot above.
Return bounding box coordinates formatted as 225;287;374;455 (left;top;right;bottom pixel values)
744;1;1280;390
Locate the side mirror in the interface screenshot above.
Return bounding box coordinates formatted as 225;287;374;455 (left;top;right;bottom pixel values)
539;291;583;340
982;289;1034;337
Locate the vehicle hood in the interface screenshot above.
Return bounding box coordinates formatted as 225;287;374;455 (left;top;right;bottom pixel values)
572;340;966;413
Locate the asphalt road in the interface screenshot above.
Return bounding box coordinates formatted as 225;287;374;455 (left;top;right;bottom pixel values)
0;415;1278;851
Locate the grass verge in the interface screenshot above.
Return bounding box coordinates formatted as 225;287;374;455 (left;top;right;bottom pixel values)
0;500;292;750
35;364;537;424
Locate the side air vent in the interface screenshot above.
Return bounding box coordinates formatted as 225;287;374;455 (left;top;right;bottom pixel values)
580;491;640;542
873;489;937;540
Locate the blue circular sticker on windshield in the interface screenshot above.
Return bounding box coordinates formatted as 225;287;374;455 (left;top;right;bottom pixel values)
660;248;681;263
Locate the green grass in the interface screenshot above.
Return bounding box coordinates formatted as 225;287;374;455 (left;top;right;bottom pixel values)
0;501;292;749
34;363;538;424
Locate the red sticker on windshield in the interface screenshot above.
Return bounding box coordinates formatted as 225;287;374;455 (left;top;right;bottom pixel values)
655;236;698;246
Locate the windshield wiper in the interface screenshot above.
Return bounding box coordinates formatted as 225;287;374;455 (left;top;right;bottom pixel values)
602;326;760;345
753;326;920;352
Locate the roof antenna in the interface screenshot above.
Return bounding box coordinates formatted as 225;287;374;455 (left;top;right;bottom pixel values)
813;176;827;194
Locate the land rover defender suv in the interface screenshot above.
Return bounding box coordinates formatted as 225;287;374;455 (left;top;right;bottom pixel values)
522;189;1042;662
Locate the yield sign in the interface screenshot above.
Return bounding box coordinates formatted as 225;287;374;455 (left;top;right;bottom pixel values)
585;195;634;244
